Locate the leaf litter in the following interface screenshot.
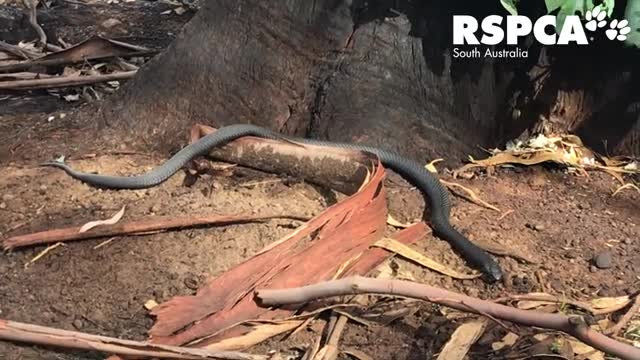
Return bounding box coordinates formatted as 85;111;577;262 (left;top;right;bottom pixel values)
454;133;639;188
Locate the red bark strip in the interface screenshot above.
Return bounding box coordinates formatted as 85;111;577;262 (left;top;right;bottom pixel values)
148;159;389;347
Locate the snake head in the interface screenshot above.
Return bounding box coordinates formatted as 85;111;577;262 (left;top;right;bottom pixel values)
482;261;504;283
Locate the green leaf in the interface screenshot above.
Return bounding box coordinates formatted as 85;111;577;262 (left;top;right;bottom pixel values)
601;0;616;16
555;1;580;33
545;0;566;13
624;0;640;47
544;0;615;35
500;0;519;15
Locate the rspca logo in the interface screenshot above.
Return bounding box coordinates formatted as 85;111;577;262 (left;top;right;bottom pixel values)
452;6;631;59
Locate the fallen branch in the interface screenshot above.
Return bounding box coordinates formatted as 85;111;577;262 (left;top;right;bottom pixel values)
3;213;308;250
0;319;266;360
21;0;47;47
255;276;640;360
0;40;40;60
0;51;155;73
0;71;136;90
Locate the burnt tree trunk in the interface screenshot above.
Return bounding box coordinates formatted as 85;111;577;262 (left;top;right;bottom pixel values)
94;0;514;164
93;0;639;162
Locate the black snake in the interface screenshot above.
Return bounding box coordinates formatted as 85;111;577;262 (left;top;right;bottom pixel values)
41;124;503;282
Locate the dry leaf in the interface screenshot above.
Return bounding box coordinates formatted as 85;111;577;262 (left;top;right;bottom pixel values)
386;214;412;228
425;158;444;174
590;296;630;310
314;345;338;360
612;183;640;196
204;320;303;351
302;336;322;360
597;319;613;331
342;349;373;360
517;300;556;310
454;133;638;185
79;205;126;233
568;339;605;360
63;94;80;102
144;299;159;310
533;333;550;341
491;332;519;351
437;319;488;360
373;237;481;279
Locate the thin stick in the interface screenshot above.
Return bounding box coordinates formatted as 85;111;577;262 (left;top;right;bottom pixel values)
21;0;47;47
0;319;265;360
255;276;640;360
25;242;64;267
0;71;136;90
0;40;39;60
3;213;309;250
0;51;156;73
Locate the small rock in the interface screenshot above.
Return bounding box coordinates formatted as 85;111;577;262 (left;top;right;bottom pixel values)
465;287;479;298
527;174;546;188
183;274;200;290
39;185;48;194
150;204;161;213
101;18;123;28
624;238;633;245
593;251;613;269
0;202;5;209
2;194;14;201
42;311;57;322
590;265;598;273
526;223;545;231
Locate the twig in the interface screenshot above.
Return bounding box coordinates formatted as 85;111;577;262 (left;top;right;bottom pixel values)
21;0;47;47
497;209;514;221
0;71;136;90
256;276;640;360
604;294;640;336
0;319;266;359
3;213;309;250
25;242;64;267
93;237;116;249
0;41;39;60
0;51;156;73
441;180;501;212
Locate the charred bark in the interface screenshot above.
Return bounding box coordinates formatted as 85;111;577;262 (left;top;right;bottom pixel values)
96;0;515;164
94;0;639;162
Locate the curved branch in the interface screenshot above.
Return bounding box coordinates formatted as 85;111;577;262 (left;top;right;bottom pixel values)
255;276;640;360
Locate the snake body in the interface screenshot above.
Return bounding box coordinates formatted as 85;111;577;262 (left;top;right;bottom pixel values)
41;124;503;282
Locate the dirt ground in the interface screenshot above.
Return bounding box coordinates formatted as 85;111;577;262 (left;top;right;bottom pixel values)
0;1;639;360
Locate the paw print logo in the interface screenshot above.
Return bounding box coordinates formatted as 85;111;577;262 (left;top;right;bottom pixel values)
605;19;631;41
585;6;608;31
